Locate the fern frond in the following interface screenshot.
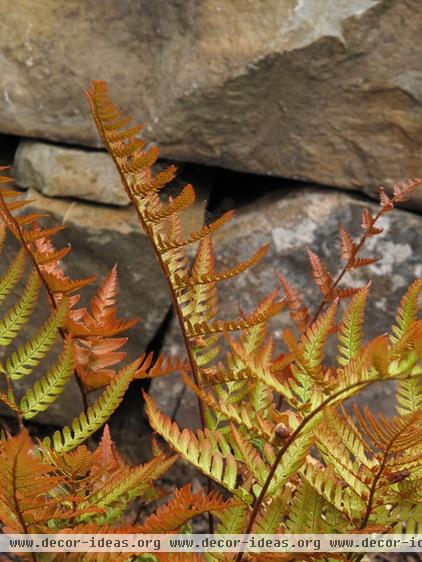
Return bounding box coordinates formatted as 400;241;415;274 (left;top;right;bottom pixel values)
302;459;363;522
144;393;251;501
355;407;422;455
0;248;25;305
215;503;249;535
6;297;69;380
251;493;290;534
20;339;75;419
0;392;20;414
33;245;71;266
300;300;338;376
145;184;195;222
396;377;422;415
183;374;273;441
42;270;96;295
158;210;234;252
177;244;269;287
337;284;370;366
138;484;234;533
80;453;177;523
286;480;324;532
391;278;422;344
277;273;309;332
186;300;284;336
90;424;126;478
22;224;66;242
45;359;140;452
0;431;62;533
338;223;356;262
306;248;333;298
0;271;40;346
230;424;269;485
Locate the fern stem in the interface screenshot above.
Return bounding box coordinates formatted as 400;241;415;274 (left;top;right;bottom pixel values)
307;207;384;328
93;114;215;534
0;190;89;414
2;373;23;431
359;414;415;530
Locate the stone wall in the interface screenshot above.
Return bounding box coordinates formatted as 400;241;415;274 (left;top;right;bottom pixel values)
0;0;421;201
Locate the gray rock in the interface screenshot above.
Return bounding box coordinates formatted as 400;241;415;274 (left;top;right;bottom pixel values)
1;1;422;200
154;187;422;427
150;322;202;430
14;140;128;206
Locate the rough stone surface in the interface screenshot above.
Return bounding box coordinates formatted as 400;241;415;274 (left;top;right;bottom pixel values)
0;1;422;198
14;140;128;206
154;187;422;427
150;333;202;430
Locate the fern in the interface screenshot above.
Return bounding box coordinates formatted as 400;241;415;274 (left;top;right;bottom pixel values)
85;81;422;562
6;296;68;380
0;82;421;559
20;338;74;419
46;359;141;452
0;427;179;537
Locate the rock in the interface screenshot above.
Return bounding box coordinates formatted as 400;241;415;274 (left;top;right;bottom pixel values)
149;329;202;430
154;187;422;427
14;139;128;206
1;1;422;200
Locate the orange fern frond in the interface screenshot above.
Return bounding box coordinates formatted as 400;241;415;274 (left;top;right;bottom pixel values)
176;244;269;287
277;273;309;332
0;431;63;533
306;248;333;298
138;484;234;533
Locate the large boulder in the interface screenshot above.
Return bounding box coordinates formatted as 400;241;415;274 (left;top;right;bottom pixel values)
0;1;422;199
14;140;128;206
152;187;422;427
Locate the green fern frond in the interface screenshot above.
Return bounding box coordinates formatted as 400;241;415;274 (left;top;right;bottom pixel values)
397;377;422;414
252;493;291;534
20;339;75;419
6;296;69;380
0;248;25;306
231;424;269;485
215;503;249;535
300;300;338;376
266;428;316;496
144;392;252;502
45;359;139;452
337;284;370;366
286;480;324;532
0;271;40;347
391;278;422;344
302;459;364;522
80;454;177;523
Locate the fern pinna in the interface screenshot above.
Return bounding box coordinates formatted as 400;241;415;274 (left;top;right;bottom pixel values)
87;80;422;561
